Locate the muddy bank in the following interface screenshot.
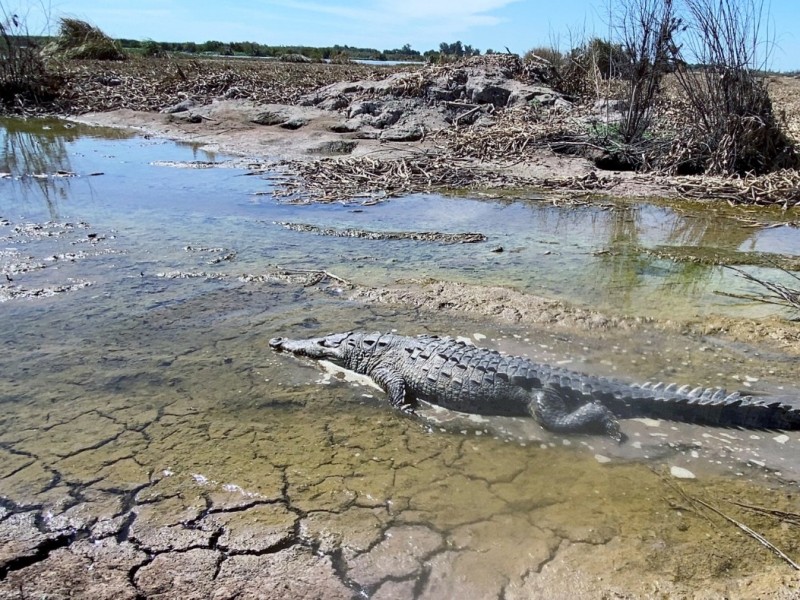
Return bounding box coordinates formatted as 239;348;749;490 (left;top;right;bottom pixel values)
69;55;675;201
76;99;649;197
350;278;800;357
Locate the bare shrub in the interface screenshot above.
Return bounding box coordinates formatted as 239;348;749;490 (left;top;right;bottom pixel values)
668;0;796;174
0;4;62;108
613;0;680;144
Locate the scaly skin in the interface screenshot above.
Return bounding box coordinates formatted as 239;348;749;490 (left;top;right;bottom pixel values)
269;331;800;440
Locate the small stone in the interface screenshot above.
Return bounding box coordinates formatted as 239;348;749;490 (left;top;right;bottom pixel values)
670;466;696;479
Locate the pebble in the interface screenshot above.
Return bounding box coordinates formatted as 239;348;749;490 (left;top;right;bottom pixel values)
670;466;696;479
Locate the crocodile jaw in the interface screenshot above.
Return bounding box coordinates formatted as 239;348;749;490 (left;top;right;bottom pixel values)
269;332;351;361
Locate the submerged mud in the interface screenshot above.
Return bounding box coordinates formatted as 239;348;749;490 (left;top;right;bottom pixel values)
2;283;800;599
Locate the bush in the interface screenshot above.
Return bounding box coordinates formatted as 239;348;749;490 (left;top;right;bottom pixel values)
43;17;126;61
0;9;62;107
141;39;165;58
668;0;797;174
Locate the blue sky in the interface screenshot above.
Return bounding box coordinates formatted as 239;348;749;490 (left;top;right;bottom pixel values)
16;0;800;70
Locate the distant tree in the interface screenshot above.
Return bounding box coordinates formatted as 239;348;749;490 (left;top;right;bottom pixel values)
438;41;479;57
141;39;164;57
201;40;225;53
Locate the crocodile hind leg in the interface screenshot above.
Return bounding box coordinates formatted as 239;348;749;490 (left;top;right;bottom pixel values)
531;384;623;441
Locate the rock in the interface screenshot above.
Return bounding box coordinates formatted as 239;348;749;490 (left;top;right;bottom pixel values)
170;112;202;123
593;98;629;113
348;101;378;118
318;95;350;111
95;75;122;86
251;111;286;126
553;97;573;111
252;108;311;130
330;121;361;133
161;99;195;114
670;466;696;479
426;86;460;102
370;105;405;128
307;141;358;155
379;124;424;142
467;75;512;106
279;118;308;130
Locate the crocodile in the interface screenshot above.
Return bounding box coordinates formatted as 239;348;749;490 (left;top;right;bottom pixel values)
268;331;800;440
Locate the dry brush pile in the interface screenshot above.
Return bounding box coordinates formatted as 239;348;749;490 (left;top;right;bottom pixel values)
270;154;526;203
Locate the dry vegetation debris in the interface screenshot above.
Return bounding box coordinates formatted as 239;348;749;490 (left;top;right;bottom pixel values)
437;105;578;161
675;169;800;208
38;59;409;114
270;154;525;203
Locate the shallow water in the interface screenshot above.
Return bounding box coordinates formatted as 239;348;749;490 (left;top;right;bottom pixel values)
1;118;800;597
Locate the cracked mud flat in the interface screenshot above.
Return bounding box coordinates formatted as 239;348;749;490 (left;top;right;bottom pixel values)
3;284;800;599
3;120;800;598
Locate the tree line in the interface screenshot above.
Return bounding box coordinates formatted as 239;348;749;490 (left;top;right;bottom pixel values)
117;39;488;61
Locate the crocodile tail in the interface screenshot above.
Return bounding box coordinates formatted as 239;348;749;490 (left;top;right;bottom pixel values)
611;382;800;430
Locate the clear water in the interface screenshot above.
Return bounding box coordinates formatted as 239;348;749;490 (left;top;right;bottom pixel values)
2;118;800;597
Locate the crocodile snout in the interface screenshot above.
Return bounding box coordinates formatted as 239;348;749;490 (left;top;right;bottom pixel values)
269;337;284;349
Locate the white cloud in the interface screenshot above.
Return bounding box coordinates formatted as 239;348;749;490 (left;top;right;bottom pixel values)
375;0;518;20
272;0;519;33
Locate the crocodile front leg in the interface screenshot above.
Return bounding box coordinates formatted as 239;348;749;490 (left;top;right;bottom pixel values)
370;365;414;413
532;385;623;441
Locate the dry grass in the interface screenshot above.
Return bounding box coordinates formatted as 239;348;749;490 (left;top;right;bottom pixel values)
43;18;126;61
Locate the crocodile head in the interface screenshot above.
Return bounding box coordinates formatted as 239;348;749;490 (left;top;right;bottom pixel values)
269;332;354;363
